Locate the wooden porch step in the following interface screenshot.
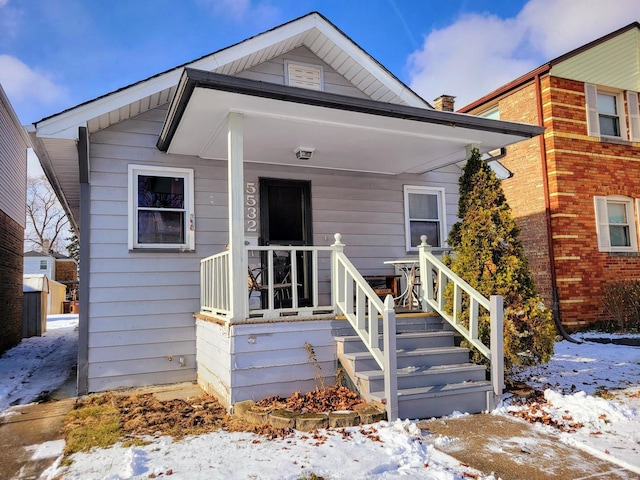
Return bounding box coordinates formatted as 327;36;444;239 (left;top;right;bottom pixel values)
355;363;486;392
341;346;470;371
368;381;493;418
336;331;455;354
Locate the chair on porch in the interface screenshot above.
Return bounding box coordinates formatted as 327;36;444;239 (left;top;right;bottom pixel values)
248;258;294;308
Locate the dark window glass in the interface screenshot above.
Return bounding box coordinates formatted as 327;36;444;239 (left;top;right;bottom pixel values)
138;211;185;244
138;176;184;209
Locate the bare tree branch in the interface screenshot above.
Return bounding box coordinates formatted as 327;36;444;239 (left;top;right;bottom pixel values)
25;175;70;254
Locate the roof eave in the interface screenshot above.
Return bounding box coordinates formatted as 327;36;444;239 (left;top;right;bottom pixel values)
159;68;544;152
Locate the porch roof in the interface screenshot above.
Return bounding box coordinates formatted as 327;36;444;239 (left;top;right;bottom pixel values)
158;68;544;176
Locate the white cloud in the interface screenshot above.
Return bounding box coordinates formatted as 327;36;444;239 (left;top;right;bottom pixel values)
0;0;10;6
197;0;280;26
0;55;67;105
407;0;640;109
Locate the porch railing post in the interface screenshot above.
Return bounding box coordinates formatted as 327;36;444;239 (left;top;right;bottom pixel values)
331;233;344;309
382;294;398;422
490;294;504;408
418;235;432;311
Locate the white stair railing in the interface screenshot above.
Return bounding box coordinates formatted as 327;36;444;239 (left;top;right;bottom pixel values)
418;236;504;407
331;234;398;421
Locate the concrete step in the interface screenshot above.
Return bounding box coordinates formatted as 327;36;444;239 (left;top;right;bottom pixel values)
356;363;487;392
336;331;455;354
341;346;470;372
369;381;493;419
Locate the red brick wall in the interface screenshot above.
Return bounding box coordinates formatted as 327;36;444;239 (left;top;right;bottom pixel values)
56;261;77;283
0;209;24;353
466;75;640;330
544;76;640;330
493;81;554;308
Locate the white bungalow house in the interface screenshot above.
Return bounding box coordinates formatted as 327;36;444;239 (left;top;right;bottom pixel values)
28;12;543;420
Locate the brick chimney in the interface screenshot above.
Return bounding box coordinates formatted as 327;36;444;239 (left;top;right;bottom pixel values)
433;95;455;112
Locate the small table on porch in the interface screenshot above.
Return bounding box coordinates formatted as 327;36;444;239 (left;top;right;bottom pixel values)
383;258;420;310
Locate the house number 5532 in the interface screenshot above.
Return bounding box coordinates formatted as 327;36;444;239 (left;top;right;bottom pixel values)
246;182;257;232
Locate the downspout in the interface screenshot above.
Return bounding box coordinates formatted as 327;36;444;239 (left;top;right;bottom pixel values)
77;126;91;393
534;74;578;343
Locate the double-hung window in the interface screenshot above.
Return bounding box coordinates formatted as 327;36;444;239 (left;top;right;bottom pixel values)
403;186;446;252
596;92;622;137
585;84;640;141
128;165;195;250
594;195;639;252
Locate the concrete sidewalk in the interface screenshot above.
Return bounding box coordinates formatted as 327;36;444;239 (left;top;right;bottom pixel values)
418;414;636;480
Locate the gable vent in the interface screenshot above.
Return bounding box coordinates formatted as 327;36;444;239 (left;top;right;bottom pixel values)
286;61;323;91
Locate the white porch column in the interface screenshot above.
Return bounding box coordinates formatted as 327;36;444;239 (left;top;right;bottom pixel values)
228;112;247;322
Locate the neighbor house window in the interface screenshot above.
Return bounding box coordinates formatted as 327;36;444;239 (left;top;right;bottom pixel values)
594;196;638;252
404;186;446;252
585;84;631;140
284;61;324;91
128;165;194;250
40;260;47;270
597;92;621;136
480;106;500;120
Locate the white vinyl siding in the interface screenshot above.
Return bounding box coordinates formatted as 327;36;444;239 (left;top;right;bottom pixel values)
235;46;369;99
594;195;638;252
87;104;460;393
128;164;194;250
403;186;446;252
0;87;28;227
627;91;640;142
585;83;628;140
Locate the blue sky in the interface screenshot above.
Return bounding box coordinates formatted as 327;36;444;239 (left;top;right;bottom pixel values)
1;0;638;126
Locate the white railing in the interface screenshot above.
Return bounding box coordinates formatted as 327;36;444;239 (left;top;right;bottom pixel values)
200;250;231;317
246;245;334;318
332;234;398;422
417;236;504;403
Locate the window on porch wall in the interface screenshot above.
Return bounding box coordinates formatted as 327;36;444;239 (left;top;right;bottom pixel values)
403;185;446;252
594;195;639;252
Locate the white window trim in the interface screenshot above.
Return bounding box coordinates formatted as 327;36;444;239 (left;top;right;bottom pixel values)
284;60;324;91
594;195;638;252
585;84;628;140
403;185;447;252
128;164;195;250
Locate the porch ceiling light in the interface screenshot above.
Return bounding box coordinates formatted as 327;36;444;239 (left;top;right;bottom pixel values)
294;147;315;160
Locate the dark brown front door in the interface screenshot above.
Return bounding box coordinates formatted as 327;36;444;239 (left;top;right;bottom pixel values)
260;178;312;307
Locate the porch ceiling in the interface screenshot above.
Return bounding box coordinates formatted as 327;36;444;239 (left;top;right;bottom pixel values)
160;69;545;176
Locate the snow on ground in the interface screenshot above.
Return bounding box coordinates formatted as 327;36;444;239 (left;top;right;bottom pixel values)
505;332;640;474
1;318;639;479
50;421;488;480
0;314;78;413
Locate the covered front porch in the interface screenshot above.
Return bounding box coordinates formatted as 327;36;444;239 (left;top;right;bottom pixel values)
156;68;541;419
196;235;504;421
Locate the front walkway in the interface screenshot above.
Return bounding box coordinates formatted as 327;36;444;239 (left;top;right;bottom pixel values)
418;414;634;479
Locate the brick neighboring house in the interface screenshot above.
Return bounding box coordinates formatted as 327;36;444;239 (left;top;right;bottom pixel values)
459;23;640;331
0;84;29;353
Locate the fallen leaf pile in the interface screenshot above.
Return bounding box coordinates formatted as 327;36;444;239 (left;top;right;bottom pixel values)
509;400;584;433
254;385;363;413
71;384;366;443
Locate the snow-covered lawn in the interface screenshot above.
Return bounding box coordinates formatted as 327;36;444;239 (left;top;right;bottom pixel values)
1;317;638;479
